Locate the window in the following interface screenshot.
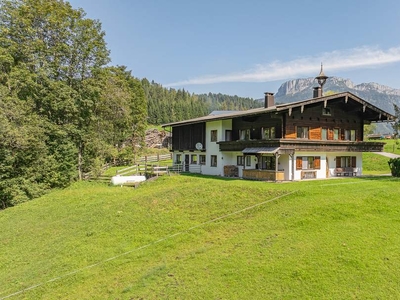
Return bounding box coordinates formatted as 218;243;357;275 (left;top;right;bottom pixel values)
225;130;232;141
333;128;339;140
351;130;356;141
211;130;217;142
322;107;331;116
176;154;181;164
297;126;309;139
345;129;350;140
211;155;217;167
321;128;327;140
199;155;206;165
296;156;321;170
343;129;356;141
191;154;197;164
237;156;244;166
261;156;276;170
239;129;250;140
336;156;356;168
262;127;276;139
245;156;252;167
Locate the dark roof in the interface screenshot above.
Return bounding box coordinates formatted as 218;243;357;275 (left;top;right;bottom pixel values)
161;92;395;127
209;110;239;116
242;147;280;154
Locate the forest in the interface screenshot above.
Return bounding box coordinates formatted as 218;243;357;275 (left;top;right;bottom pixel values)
0;0;260;208
144;79;262;125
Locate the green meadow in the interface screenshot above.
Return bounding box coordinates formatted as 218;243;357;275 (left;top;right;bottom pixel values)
1;171;400;299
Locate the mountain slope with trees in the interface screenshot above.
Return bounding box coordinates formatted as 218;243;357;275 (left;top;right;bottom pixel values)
0;0;258;208
0;0;147;208
143;79;262;125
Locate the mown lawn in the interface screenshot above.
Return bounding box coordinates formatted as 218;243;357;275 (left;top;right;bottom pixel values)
362;152;391;175
1;175;400;299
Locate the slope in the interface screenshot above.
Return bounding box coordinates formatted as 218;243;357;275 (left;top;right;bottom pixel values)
1;176;400;299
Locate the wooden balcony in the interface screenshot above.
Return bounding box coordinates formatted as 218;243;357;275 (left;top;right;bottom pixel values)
218;139;385;153
243;169;285;181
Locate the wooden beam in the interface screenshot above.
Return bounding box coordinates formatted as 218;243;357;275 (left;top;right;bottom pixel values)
345;95;348;103
363;105;366;112
324;99;327;108
288;108;292;116
301;105;304;113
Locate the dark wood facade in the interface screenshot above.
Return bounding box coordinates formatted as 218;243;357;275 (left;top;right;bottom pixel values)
231;113;283;140
172;123;206;151
283;99;364;141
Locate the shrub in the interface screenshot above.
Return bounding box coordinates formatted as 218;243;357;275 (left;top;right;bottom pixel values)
388;158;400;177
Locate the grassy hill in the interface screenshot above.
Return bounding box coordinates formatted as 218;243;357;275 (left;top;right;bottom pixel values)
1;174;400;299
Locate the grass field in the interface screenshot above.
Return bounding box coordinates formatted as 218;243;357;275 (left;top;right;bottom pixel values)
1;174;400;299
382;139;400;155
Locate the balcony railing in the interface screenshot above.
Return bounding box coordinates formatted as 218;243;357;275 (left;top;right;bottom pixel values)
217;139;385;152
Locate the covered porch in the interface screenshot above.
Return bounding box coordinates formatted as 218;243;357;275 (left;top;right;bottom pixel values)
241;147;295;181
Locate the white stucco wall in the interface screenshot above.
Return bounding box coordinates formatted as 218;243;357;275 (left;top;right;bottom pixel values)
199;120;233;176
326;152;363;176
293;152;327;180
291;152;363;180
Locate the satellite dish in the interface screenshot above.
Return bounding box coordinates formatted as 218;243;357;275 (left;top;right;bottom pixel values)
195;142;203;150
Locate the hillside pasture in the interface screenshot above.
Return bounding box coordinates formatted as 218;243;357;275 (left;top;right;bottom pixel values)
1;175;400;299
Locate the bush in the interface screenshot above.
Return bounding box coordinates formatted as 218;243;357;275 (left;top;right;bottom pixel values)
388;158;400;177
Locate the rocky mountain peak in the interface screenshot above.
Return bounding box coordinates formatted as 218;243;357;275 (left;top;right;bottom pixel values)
354;82;400;96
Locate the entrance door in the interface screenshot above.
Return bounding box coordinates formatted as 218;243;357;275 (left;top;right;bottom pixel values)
184;154;190;171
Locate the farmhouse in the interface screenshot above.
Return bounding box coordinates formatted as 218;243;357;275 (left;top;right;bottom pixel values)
162;69;395;181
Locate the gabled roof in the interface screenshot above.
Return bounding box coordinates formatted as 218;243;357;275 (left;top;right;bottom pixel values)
161;92;395;127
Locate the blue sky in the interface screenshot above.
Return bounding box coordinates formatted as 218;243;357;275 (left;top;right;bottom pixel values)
68;0;400;99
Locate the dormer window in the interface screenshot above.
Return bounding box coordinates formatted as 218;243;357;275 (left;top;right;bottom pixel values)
322;107;331;116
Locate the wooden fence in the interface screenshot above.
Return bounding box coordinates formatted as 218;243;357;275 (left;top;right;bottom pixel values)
83;153;172;179
135;153;172;163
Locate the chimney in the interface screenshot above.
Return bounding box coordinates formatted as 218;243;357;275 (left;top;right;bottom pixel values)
264;92;275;108
313;87;322;98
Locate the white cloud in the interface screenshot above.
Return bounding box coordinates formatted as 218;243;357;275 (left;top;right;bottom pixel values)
165;46;400;87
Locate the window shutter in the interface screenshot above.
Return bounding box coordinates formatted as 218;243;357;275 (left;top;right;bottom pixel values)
352;156;356;168
296;157;302;170
314;157;321;169
336;157;341;168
